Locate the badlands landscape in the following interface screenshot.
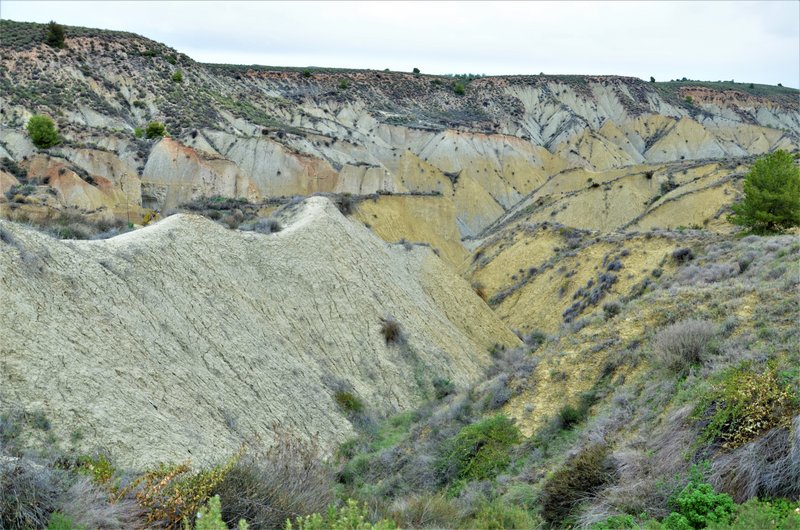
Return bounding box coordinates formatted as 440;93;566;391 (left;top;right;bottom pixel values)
0;19;799;530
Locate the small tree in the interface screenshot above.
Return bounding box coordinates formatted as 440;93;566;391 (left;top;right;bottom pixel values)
45;21;65;49
650;76;655;83
729;150;800;233
171;69;183;83
145;121;166;139
26;115;59;148
412;67;420;74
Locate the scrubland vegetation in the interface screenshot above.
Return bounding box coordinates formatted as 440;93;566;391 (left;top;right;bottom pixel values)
2;227;797;529
1;17;799;530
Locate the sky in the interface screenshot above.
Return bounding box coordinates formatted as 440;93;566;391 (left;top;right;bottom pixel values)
2;1;799;87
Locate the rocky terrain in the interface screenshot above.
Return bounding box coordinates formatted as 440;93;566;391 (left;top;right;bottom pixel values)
0;19;798;530
1;20;798;249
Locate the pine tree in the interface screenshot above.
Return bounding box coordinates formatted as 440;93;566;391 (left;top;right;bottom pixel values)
729;150;800;234
26;115;60;149
45;21;66;49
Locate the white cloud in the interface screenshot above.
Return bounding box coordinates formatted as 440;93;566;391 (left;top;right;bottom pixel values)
3;0;798;86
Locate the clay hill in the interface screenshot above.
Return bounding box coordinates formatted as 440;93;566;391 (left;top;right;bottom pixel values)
0;196;518;466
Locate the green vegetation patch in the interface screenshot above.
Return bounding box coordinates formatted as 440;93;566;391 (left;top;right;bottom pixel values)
437;414;521;485
693;364;799;450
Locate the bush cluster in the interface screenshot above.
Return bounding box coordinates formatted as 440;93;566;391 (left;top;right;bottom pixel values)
652;319;716;375
216;431;333;529
694;365;798;450
437;414;521;486
540;444;615;525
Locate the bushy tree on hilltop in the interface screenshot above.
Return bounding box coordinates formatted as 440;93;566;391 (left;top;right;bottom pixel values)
26;115;59;148
45;20;65;49
145;121;167;139
729;149;800;234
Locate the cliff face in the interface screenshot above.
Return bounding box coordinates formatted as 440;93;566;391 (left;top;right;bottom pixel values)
1;20;798;245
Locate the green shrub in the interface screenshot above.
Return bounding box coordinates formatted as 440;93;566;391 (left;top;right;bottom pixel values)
712;498;800;530
472;499;537;530
590;514;638;529
194;495;248;530
134;127;143;138
693;365;797;449
285;499;397;530
145;121;166;139
75;453;116;487
433;377;455;400
437;414;521;484
338;78;350;90
540;444;615;525
302;69;312;78
666;480;735;529
728;150;800;234
452;81;466;95
558;404;582;429
171;70;183;83
335;391;365;414
45;21;65;49
27;115;60;148
412;68;420;74
47;512;82;530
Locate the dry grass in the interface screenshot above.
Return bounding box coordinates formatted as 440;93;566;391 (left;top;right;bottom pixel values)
710;417;800;502
0;455;61;530
215;430;334;529
59;477;141;529
652;319;716;374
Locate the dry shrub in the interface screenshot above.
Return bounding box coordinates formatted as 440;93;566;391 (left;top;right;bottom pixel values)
116;456;236;530
710;416;800;502
471;282;488;302
652;319;716;374
254;218;281;234
0;456;61;529
584;406;696;521
59;476;141;529
215;430;334;529
380;316;404;345
336;193;354;215
388;493;461;529
540;443;616;525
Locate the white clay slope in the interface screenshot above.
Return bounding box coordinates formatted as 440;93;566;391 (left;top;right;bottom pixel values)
0;197;518;467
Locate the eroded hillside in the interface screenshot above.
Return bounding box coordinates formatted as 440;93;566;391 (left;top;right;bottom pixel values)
1;20;798;257
0;197;518;466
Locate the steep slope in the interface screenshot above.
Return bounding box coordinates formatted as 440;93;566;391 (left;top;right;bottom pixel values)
0;197;519;467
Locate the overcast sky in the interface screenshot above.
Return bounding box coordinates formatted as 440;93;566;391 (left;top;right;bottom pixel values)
3;1;799;87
